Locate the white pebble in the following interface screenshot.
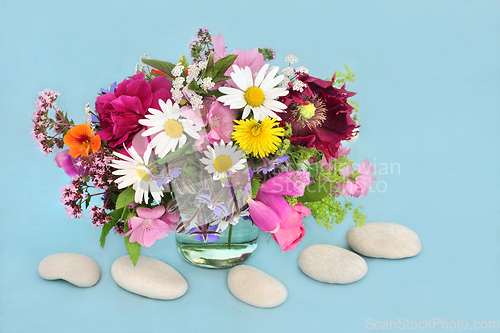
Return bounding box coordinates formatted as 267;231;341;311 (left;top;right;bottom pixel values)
298;244;367;284
38;253;100;287
347;222;422;259
228;265;287;308
111;256;187;300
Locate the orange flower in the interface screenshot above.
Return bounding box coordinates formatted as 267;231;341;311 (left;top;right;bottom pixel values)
63;124;101;158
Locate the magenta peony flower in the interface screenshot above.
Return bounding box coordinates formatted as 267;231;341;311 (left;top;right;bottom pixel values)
54;149;88;177
281;74;358;161
125;206;176;247
248;171;310;232
95;73;172;149
271;203;310;253
338;159;376;198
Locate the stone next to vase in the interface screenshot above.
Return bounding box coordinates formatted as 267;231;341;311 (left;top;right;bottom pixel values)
347;222;422;259
38;253;100;287
298;244;368;284
228;265;287;308
111;255;188;300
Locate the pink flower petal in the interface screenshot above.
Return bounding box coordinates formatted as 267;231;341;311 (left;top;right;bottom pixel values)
248;198;280;232
136;206;165;219
258;171;310;196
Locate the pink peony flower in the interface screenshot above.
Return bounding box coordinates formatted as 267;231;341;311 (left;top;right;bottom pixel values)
339;159;376;198
271;203;310;253
125;206;177;247
248;171;310;232
96;73;172;149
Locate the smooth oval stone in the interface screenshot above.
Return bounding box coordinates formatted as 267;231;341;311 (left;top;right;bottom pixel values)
111;255;187;300
298;244;367;284
228;265;287;308
38;253;100;287
347;222;422;259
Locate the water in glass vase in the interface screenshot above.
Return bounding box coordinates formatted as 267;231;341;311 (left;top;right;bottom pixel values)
176;218;258;269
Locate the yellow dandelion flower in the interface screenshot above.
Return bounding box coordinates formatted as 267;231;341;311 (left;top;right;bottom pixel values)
232;117;284;158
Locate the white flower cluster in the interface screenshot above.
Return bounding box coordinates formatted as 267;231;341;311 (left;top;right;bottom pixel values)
281;66;295;76
171;62;185;77
84;102;96;133
284;54;299;64
280;76;291;88
199;77;215;91
296;66;309;74
135;53;152;74
171;77;185;103
186;60;208;84
184;89;203;111
292;79;307;92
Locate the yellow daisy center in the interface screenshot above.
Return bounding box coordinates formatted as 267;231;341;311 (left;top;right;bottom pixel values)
136;164;150;181
244;86;265;107
298;102;316;119
163;119;183;138
214;155;233;173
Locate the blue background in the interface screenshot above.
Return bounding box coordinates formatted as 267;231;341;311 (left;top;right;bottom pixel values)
1;0;499;332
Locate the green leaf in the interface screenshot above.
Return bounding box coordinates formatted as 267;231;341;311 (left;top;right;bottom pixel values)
205;90;224;98
116;187;135;210
100;219;117;248
211;75;231;84
178;55;189;71
141;59;175;77
213;54;237;77
124;220;141;266
250;178;262;199
187;80;204;93
298;181;334;203
109;207;124;219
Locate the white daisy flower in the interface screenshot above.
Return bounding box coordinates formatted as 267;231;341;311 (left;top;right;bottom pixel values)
139;99;200;158
200;140;246;180
110;146;162;204
218;64;289;121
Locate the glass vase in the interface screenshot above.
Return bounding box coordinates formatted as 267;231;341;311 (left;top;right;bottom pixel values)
175;217;258;269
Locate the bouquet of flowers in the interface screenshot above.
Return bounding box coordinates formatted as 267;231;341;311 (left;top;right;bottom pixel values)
32;28;375;265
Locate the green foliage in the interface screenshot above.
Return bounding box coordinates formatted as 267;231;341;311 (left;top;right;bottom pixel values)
258;47;276;61
250;176;262;199
352;206;366;227
304;194;365;230
124;213;141;266
298;181;334;203
203;54;238;84
177;55;189;72
115;186;135;210
285;195;298;206
141;59;175;78
100;219;116;248
100;207;125;248
332;65;356;88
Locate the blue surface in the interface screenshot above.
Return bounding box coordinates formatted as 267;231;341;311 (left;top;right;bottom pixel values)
1;0;499;332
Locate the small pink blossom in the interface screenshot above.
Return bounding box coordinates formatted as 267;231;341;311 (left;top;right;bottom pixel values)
338;159;376;198
125;206;176;247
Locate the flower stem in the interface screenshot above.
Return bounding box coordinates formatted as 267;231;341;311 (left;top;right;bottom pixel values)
227;224;233;249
